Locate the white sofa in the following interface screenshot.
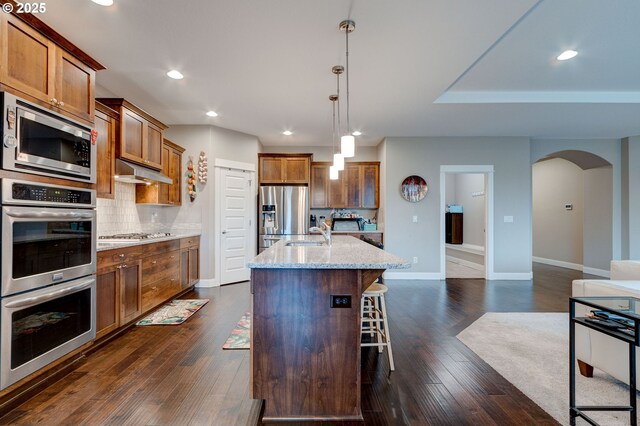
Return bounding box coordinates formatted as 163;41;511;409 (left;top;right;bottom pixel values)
572;260;640;384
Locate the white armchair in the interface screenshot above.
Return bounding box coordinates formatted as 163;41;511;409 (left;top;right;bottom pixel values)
572;260;640;383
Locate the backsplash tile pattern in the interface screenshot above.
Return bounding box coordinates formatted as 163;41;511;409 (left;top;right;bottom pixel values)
97;182;202;236
96;182;143;236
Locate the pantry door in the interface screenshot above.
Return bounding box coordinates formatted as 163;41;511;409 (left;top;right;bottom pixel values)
219;168;253;284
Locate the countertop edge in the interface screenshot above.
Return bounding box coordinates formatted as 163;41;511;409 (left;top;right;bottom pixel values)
97;232;201;252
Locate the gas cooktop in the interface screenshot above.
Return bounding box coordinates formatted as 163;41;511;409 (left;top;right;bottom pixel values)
98;232;173;243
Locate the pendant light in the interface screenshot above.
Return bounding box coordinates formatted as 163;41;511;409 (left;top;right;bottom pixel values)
331;65;345;171
339;20;355;158
329;94;340;180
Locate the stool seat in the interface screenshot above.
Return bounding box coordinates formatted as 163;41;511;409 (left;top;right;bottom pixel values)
364;283;388;295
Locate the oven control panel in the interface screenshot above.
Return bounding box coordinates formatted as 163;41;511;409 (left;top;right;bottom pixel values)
2;179;95;207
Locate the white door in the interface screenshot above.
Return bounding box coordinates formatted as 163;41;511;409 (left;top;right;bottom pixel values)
220;169;252;284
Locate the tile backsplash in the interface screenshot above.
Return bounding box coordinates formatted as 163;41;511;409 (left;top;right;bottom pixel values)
97;182;202;236
96;182;143;236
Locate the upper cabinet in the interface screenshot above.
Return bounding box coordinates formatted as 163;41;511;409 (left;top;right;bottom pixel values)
258;154;311;185
136;139;185;205
95;101;118;199
0;13;103;124
97;98;168;171
310;162;380;209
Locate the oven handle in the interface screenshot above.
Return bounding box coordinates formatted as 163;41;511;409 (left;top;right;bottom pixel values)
5;210;94;220
4;279;94;309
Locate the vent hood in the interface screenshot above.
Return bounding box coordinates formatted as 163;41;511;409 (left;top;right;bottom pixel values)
114;159;172;185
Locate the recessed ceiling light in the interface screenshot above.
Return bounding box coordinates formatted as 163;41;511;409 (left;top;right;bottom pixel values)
166;70;184;80
206;111;218;117
352;131;362;136
557;50;578;61
283;130;293;136
91;0;113;5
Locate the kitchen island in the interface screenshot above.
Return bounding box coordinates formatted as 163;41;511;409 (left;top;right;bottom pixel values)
247;235;410;422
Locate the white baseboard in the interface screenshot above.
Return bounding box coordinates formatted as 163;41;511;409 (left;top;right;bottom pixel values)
533;257;610;278
383;271;444;280
446;243;485;255
446;255;484;271
582;267;610;278
533;256;582;271
195;278;219;288
487;272;533;280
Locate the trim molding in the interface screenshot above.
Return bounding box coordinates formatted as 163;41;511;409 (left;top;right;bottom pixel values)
582;267;610;278
487;272;533;280
446;243;485;255
195;278;219;288
532;256;582;271
383;271;444;280
213;158;256;172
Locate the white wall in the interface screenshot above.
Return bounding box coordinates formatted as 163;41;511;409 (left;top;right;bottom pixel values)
584;167;613;271
532;158;584;266
158;125;261;284
381;137;531;279
454;174;485;247
622;137;640;259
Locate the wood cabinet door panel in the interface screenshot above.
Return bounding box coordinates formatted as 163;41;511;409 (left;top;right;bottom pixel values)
259;157;284;183
56;49;95;121
145;123;163;170
1;16;55;102
361;165;379;208
344;165;361;207
283;157;309;183
328;172;346;208
168;148;181;205
95;108;116;199
310;164;329;208
157;145;170;204
96;268;120;339
180;249;189;288
121;109;145;162
120;260;142;324
188;247;200;285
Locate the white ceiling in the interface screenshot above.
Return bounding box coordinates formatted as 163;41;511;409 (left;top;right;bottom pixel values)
39;0;640;146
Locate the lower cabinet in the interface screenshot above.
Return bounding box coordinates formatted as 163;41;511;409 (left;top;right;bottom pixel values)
96;236;200;339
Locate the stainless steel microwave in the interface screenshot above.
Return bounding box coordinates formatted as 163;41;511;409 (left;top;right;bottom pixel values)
1;92;96;183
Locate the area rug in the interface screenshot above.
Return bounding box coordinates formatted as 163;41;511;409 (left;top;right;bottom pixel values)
136;299;209;326
457;312;639;426
222;312;250;350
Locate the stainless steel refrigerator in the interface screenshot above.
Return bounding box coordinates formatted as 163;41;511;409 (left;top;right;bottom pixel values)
258;186;309;253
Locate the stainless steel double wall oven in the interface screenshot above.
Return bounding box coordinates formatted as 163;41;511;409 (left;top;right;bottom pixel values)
0;91;97;390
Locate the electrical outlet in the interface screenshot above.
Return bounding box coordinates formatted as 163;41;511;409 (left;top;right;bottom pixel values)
330;295;352;308
413;256;418;264
412;215;418;223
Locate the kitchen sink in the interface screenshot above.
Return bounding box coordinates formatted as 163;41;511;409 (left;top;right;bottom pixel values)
285;241;324;247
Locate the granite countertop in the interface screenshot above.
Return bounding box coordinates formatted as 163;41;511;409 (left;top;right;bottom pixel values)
96;232;201;252
331;230;383;234
248;235;410;269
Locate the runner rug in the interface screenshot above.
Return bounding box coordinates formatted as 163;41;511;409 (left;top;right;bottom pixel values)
136;299;209;326
222;312;250;350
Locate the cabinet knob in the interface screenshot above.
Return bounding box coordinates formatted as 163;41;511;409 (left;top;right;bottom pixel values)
170;255;175;259
119;253;125;258
151;260;157;265
58;101;64;107
50;98;58;105
122;264;127;268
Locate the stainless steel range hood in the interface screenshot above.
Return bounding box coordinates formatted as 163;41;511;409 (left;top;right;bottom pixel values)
114;159;172;184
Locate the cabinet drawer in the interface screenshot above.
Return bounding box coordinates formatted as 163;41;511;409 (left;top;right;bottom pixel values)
141;273;181;313
180;236;200;249
142;240;180;256
142;251;180;284
97;246;143;270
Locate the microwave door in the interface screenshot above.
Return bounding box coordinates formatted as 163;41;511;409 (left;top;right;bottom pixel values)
16;108;92;176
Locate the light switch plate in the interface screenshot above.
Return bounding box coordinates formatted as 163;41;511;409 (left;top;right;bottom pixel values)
504;216;514;223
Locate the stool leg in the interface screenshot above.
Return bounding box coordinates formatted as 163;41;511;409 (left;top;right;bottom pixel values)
379;294;395;371
374;295;383;353
367;296;375;337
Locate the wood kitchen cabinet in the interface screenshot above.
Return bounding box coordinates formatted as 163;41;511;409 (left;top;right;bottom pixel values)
120;261;143;324
310;162;380;209
0;12;102;124
95;267;120;340
141;251;180;313
258;154;311;185
136;139;185;205
95;102;117;199
97;98;168;171
180;237;200;288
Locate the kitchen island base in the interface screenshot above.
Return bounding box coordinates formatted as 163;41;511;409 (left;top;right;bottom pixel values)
251;268;383;422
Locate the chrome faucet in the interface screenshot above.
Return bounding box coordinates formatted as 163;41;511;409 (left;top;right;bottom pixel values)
309;221;331;246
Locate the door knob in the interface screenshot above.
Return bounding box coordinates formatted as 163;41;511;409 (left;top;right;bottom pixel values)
222;230;227;234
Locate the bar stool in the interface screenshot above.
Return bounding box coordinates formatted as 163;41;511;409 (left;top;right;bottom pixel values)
360;283;395;371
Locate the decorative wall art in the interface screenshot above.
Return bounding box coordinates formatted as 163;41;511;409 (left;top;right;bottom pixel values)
186;156;197;202
400;175;428;202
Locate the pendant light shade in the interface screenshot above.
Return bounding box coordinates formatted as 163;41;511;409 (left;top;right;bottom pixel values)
341;135;355;158
329;165;339;180
333;152;344;171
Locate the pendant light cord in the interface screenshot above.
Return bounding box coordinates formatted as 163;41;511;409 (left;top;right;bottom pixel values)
345;27;350;134
332;98;336;154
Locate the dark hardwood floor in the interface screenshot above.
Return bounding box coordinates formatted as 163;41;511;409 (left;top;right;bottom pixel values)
0;263;600;425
